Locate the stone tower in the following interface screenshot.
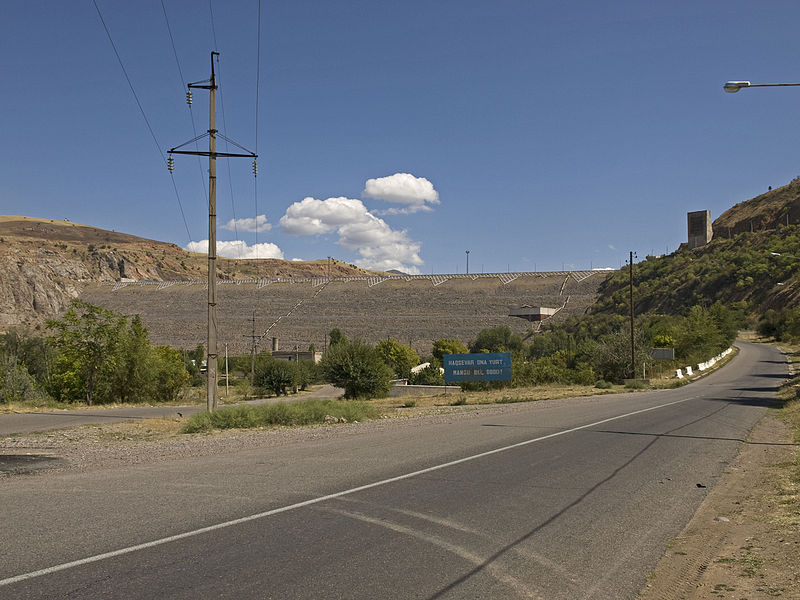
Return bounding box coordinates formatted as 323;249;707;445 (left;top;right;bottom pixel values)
687;210;713;249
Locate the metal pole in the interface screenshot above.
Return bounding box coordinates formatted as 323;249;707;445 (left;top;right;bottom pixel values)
466;250;470;274
207;52;219;412
629;250;635;380
251;310;256;382
225;342;229;397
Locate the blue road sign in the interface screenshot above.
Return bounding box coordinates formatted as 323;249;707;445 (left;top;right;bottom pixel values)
443;352;512;382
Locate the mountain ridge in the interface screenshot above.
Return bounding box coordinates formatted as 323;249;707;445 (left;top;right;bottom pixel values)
0;215;377;330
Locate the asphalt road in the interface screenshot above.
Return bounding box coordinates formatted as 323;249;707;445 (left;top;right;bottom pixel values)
0;384;344;435
0;341;788;599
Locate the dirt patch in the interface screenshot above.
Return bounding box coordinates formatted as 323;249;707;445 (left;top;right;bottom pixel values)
639;413;800;599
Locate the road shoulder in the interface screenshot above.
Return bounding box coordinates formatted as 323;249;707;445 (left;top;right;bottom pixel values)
639;411;800;599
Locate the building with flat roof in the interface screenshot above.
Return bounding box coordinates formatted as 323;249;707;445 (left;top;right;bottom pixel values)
687;210;713;249
508;306;558;322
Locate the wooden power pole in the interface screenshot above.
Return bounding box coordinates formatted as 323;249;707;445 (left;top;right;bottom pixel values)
168;52;257;411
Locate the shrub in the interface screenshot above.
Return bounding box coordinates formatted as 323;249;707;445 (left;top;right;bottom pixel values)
431;338;468;362
181;399;378;432
0;358;48;404
469;326;523;353
320;339;394;399
595;379;613;389
255;360;297;396
376;338;420;379
409;364;444;386
624;379;649;390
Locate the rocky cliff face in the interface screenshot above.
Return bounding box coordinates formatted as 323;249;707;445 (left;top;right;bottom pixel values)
0;249;90;329
0;216;376;331
0;246;155;329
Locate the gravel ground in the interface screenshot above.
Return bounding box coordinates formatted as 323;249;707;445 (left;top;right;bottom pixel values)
0;401;543;479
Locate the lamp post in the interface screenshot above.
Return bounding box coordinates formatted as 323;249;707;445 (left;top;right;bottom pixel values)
725;80;800;235
724;80;800;93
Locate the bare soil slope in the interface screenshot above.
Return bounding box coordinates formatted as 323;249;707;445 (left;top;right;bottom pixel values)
713;179;800;237
0;216;375;330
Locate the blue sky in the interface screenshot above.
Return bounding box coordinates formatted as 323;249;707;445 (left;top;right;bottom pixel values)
4;1;800;273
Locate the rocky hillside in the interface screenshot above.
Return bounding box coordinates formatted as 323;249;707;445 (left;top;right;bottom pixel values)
592;179;800;319
0;216;375;331
713;178;800;237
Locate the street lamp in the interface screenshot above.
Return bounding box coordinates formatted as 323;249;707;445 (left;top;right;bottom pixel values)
724;80;800;93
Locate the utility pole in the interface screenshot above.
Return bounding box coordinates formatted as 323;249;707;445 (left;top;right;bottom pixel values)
629;250;636;380
243;309;257;383
168;52;257;412
466;250;470;274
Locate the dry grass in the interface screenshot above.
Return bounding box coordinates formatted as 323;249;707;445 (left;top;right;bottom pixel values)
88;418;186;441
368;383;616;414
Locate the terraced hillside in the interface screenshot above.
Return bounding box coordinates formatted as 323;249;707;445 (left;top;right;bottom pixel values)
80;272;603;354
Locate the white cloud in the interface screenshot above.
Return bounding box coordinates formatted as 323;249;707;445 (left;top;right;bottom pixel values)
221;215;272;233
279;197;368;235
186;239;284;260
362;173;440;214
279;196;423;273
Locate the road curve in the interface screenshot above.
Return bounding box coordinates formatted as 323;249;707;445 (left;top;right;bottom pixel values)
0;341;788;599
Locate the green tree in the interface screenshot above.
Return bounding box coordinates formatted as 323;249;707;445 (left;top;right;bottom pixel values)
46;300;127;405
0;356;47;404
255;360;297;396
431;338;468;363
294;360;320;391
593;327;652;382
469;326;523;354
320;339;393;399
150;346;189;402
674;306;726;363
376;338;420;379
112;315;152;403
0;330;55;391
328;328;347;347
183;344;206;386
408;363;444;386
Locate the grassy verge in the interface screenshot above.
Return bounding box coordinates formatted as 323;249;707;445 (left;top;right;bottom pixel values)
0;383;324;414
181;399;379;433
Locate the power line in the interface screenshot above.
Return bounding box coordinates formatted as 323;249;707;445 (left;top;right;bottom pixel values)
207;3;242;257
213;54;243;258
161;0;209;206
209;0;219;50
253;0;262;260
92;0;192;242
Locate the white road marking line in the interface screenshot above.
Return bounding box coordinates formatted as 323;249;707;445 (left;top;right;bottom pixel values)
0;395;696;587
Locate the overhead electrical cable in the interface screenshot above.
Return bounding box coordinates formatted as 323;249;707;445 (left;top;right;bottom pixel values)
253;0;262;261
92;0;192;242
214;55;244;258
208;2;243;257
161;0;208;203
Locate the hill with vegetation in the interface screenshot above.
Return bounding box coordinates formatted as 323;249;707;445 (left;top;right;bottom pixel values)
593;179;800;320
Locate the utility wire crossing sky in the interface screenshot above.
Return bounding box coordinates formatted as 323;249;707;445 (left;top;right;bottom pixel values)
4;1;800;273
